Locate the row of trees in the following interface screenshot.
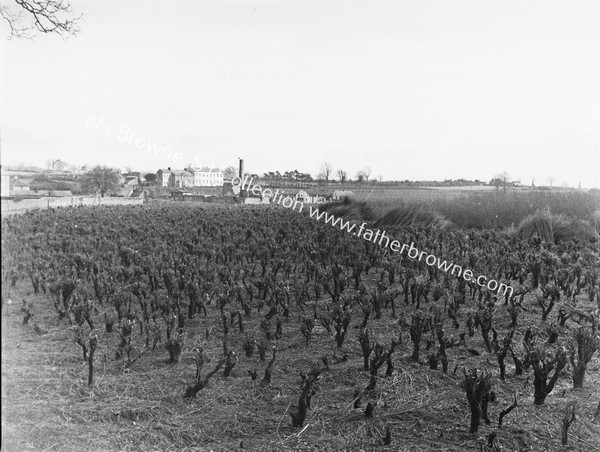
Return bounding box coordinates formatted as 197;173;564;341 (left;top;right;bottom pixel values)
246;166;376;188
317;163;374;184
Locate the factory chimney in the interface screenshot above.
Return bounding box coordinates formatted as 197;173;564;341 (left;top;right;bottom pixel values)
238;159;244;179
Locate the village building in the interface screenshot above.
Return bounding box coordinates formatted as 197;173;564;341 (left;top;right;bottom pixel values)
294;189;331;204
11;179;32;194
156;168;194;188
157;167;223;188
332;190;354;201
187;167;224;187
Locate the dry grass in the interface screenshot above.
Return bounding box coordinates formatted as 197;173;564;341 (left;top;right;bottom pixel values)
3;278;600;451
326;187;599;231
517;210;598;244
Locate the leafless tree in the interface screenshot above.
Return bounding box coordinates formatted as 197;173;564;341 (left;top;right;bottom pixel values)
493;171;511;193
363;166;372;182
336;169;347;185
355;166;372;183
500;171;510;192
222;166;237;181
318;162;333;184
1;0;81;39
490;177;502;194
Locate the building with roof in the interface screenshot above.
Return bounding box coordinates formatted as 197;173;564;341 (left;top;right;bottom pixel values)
278;188;330;204
124;176;140;186
156;168;172;187
171;170;194;188
332;190;354;201
156;168;194;188
11;178;32;194
187;167;224;187
157;167;224;188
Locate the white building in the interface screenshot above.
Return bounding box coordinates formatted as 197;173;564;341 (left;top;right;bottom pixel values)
332;190;354;201
293;189;330;204
187;167;224;187
11;179;31;193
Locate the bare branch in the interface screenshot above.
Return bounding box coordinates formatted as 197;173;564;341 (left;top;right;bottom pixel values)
2;0;81;39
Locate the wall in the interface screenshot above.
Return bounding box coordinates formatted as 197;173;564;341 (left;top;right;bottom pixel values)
1;196;144;214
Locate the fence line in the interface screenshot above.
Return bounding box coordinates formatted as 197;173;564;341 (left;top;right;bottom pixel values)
1;196;144;214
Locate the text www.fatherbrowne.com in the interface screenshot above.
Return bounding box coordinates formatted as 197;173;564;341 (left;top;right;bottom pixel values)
232;175;514;298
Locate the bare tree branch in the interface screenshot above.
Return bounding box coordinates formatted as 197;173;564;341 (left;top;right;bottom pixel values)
1;0;81;39
336;169;347;184
318;162;333;184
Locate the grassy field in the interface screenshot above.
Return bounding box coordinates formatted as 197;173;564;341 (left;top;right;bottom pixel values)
323;187;600;232
345;185;496;202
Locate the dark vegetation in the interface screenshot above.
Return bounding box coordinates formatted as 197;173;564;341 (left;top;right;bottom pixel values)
324;190;599;242
1;200;599;451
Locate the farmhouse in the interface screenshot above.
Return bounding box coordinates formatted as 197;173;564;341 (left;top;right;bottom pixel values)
11;179;32;194
332;190;354;201
283;189;330;204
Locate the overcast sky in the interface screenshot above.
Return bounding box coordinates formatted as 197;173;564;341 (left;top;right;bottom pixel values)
1;0;598;187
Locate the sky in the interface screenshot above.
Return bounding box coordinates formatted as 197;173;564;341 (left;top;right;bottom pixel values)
1;0;598;187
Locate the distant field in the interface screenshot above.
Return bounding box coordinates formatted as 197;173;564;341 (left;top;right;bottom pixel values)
349;186;493;203
319;187;600;232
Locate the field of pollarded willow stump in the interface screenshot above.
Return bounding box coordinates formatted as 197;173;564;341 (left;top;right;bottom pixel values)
2;202;599;452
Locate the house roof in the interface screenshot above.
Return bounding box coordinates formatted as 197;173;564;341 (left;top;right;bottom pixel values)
277;189;304;195
104;186;134;197
131;187;144;197
189;167;222;173
171;170;193;176
280;188;331;197
306;189;332;196
12;179;32;187
158;169;193;176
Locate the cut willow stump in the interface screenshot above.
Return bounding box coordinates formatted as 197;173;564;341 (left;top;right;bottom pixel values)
561;401;577;446
461;368;493;435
